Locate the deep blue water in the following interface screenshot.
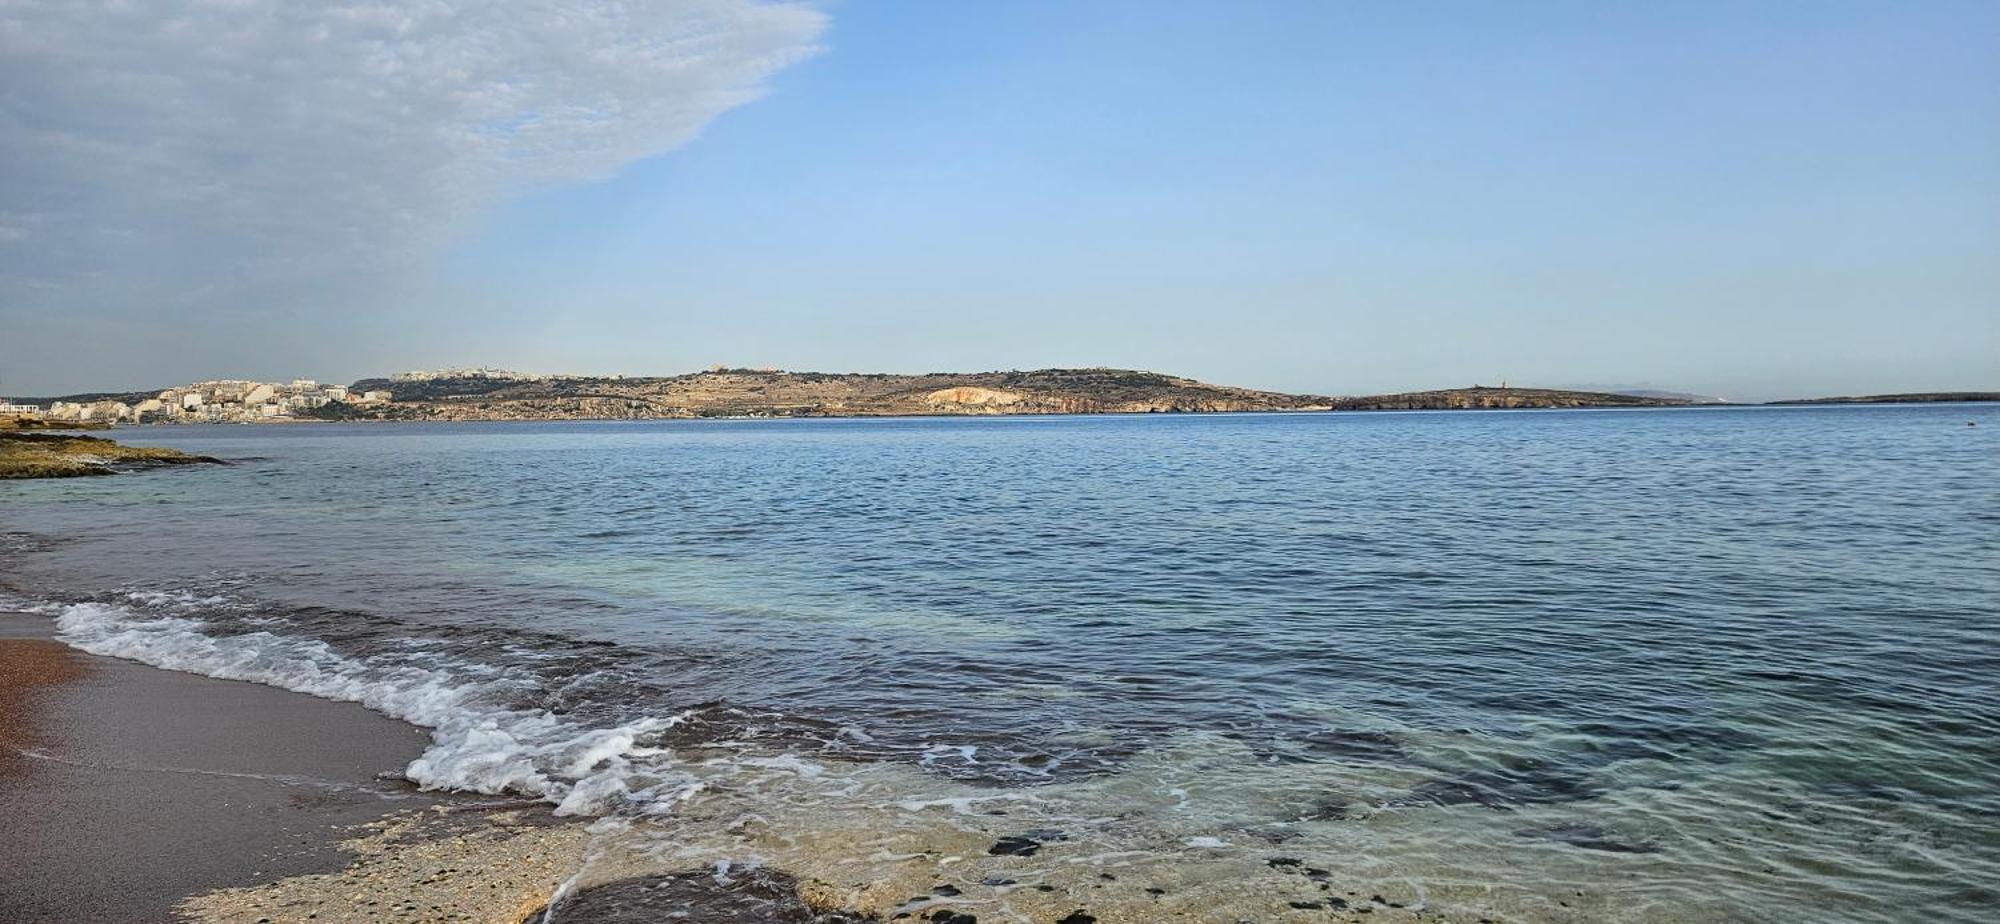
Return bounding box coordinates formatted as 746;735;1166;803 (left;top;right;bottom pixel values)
4;405;1996;921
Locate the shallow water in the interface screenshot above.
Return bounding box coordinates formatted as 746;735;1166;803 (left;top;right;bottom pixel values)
4;406;1996;921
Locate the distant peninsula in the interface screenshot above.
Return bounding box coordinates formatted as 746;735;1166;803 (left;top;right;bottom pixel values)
8;368;1995;426
290;370;1700;420
337;367;1341;419
1764;391;2000;406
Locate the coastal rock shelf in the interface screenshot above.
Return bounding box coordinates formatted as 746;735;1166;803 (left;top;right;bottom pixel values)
0;432;222;479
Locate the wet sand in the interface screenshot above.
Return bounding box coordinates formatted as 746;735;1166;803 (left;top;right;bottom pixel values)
0;613;440;922
0;632;89;774
0;612;875;924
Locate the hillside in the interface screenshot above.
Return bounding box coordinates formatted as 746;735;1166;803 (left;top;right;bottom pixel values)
38;370;1981;423
1765;392;2000;406
339;368;1339;419
11;389;162;407
316;372;1705;420
1328;386;1691;411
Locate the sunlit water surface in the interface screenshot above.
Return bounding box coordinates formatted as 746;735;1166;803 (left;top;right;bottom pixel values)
4;406;1996;921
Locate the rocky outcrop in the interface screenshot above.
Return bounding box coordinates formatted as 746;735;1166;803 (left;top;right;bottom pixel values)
0;432;223;478
925;386;1029;408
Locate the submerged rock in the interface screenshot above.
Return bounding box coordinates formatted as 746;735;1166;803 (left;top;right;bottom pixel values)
988;836;1043;857
988;830;1065;857
1394;758;1604;808
1514;822;1660;854
527;867;875;923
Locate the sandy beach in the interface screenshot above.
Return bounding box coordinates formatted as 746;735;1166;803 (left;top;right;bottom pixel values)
0;613;450;922
0;612;824;924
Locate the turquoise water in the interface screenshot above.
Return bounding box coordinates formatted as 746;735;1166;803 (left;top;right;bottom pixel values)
4;405;1996;921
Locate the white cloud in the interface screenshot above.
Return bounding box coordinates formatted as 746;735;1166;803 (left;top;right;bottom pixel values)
0;0;825;317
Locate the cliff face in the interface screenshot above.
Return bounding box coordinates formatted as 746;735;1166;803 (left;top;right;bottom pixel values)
340;368;1339;420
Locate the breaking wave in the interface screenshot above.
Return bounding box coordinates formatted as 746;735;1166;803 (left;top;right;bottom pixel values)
47;593;704;816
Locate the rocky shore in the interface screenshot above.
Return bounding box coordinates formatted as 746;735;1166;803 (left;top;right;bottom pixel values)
0;431;222;478
0;417;110;431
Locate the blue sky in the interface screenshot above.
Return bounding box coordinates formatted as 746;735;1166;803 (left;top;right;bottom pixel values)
3;1;1995;400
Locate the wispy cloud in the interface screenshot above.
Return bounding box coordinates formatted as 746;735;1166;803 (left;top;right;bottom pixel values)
0;0;825;318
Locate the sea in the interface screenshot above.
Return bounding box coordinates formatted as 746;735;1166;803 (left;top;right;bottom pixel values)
3;405;1996;922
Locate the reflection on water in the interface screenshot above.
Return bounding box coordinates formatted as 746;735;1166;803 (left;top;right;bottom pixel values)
4;405;1997;921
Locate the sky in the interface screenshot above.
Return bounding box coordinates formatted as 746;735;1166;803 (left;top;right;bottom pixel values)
2;1;1995;401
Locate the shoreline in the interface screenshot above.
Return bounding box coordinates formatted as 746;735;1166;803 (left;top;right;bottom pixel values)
0;431;224;479
0;611;908;924
28;395;1999;433
3;606;1462;924
3;402;1990;922
0;612;588;924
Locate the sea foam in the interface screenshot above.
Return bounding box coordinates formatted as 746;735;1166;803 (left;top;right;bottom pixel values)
50;595;696;815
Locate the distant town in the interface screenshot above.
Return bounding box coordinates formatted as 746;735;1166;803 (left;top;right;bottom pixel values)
13;379;392;424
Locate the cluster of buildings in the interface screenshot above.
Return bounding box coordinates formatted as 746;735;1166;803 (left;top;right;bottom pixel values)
25;380;394;424
392;367;547;382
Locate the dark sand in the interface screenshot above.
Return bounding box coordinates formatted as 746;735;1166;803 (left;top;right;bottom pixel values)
0;633;89;774
0;613;437;923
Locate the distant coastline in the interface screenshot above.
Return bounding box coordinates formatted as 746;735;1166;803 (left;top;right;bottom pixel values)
1761;391;2000;406
7;367;1995;426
